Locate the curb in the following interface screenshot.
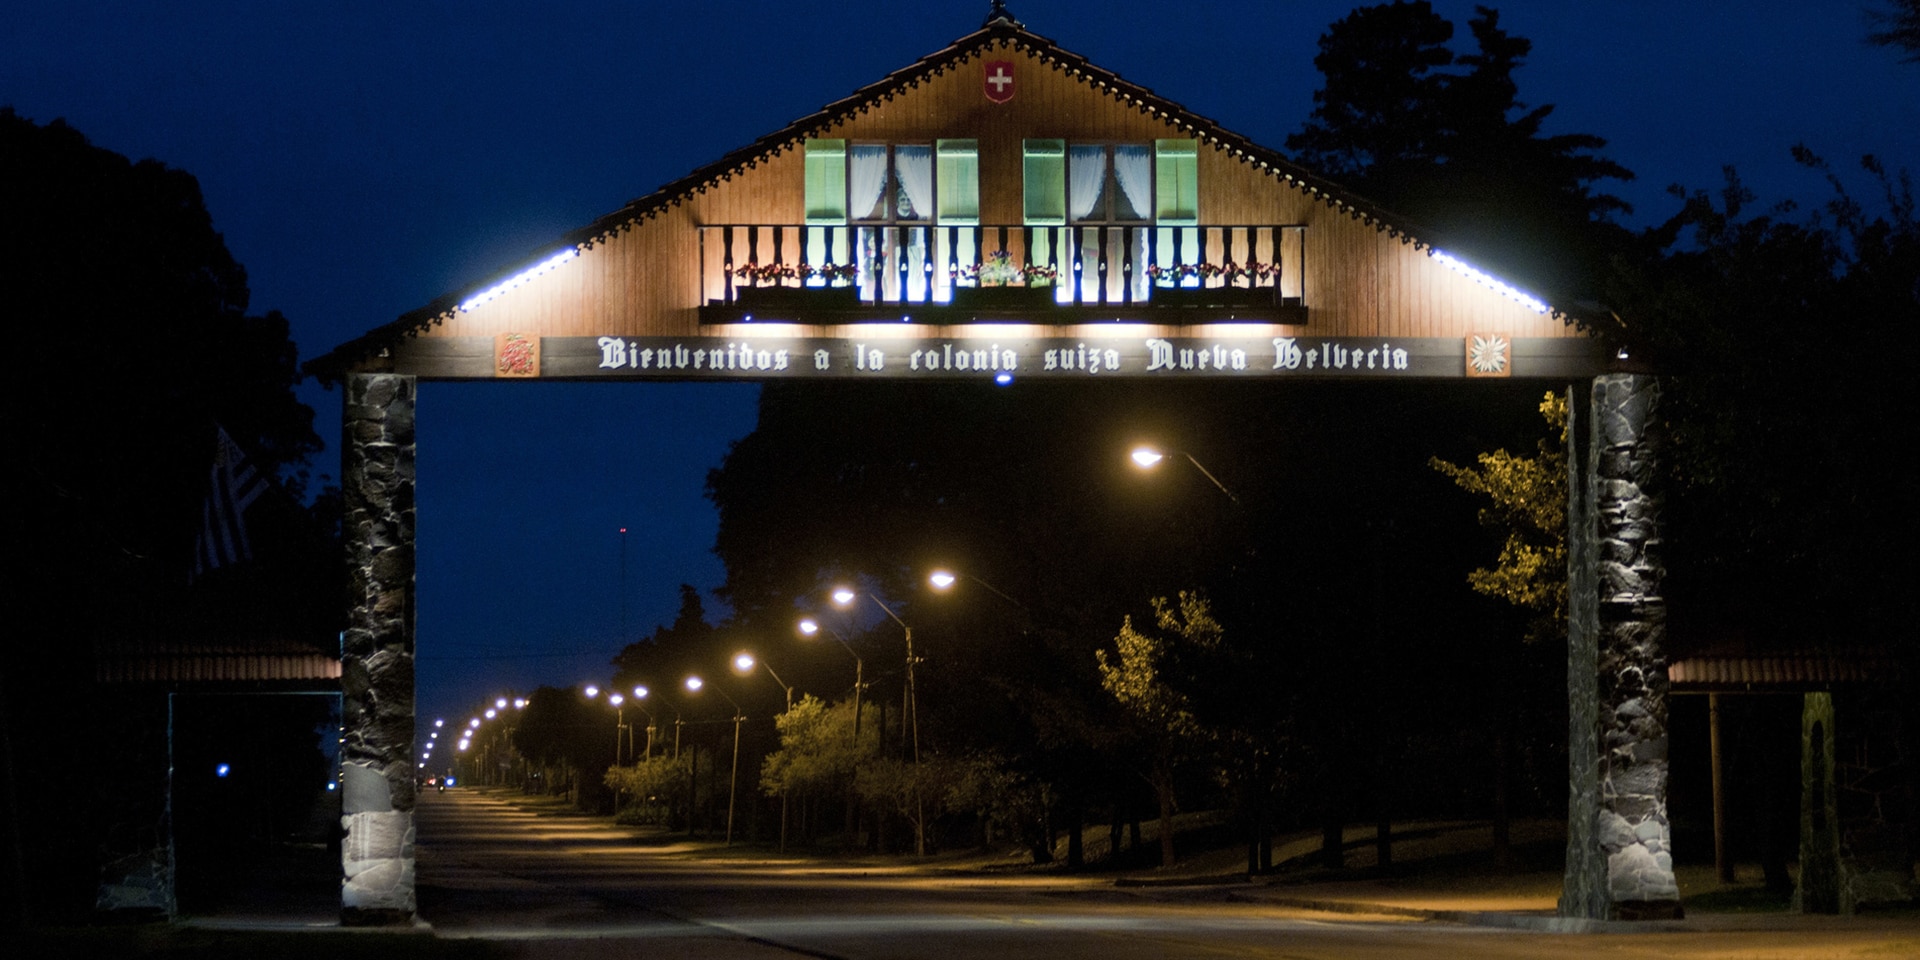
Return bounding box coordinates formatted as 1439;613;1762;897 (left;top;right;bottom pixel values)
1248;895;1693;934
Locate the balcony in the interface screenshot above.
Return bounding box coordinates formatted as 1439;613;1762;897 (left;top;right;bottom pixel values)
698;224;1307;325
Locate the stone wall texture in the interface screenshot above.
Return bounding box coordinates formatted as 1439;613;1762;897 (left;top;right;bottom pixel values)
1796;690;1918;913
340;373;417;923
1562;374;1681;920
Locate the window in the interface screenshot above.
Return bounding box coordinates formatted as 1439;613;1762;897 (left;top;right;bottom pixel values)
850;144;931;222
936;140;979;224
1154;140;1198;224
805;139;847;224
1069;143;1152;223
1023;139;1065;225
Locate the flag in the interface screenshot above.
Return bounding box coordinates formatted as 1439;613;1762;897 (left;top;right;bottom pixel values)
192;426;269;580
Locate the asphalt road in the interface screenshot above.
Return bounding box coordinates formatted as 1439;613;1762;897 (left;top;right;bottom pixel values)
416;787;1919;960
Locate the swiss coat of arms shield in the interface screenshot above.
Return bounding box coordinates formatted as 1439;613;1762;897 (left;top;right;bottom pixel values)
983;60;1015;103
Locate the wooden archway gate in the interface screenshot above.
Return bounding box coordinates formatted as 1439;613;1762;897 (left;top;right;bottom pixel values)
332;332;1675;924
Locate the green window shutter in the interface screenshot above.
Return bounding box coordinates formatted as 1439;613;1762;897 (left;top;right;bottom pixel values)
936;140;980;224
1154;139;1198;224
805;139;848;224
1023;139;1066;225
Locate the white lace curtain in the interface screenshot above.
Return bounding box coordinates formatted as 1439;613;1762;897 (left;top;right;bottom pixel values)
1068;145;1105;221
894;146;932;221
1111;145;1151;221
849;145;889;221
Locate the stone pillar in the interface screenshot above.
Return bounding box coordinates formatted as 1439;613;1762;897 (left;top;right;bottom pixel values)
340;373;417;924
1797;690;1918;913
1561;373;1681;920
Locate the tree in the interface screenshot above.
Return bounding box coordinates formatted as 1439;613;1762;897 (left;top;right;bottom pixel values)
1604;153;1919;647
1868;0;1920;61
610;583;719;693
1428;391;1569;646
1287;3;1635;300
2;109;325;921
1097;592;1224;867
760;696;876;799
605;754;691;824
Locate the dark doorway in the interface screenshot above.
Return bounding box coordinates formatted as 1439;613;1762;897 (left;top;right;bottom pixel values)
171;692;341;919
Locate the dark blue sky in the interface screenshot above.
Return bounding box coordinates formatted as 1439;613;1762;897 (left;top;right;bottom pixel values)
6;2;1913;728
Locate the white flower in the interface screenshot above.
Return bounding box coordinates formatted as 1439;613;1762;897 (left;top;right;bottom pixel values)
1469;334;1510;374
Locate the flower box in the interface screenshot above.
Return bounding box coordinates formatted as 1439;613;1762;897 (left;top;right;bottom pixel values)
732;285;861;311
949;285;1058;311
1150;285;1275;310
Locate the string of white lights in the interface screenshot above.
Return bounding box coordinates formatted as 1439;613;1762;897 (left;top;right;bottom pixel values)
1429;250;1551;315
458;248;579;313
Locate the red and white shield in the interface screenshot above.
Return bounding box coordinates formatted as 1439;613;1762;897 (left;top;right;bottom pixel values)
984;60;1015;103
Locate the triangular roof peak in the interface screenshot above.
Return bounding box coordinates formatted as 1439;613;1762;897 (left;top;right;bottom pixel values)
562;10;1395;251
311;8;1584;378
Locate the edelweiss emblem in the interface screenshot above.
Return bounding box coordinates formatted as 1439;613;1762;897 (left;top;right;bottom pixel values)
1467;333;1510;377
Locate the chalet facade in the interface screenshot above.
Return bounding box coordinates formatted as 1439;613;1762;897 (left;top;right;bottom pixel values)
314;11;1604;385
310;5;1727;928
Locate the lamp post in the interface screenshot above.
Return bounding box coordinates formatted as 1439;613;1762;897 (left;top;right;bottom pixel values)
926;568;1027;611
833;587;920;766
798;617;865;746
733;652;796;709
685;675;745;846
833;585;926;856
629;685;657;761
607;693;632;766
734;652;796;852
1129;444;1241;505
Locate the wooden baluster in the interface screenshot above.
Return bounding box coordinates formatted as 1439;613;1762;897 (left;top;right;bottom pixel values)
771;226;786;287
1197;228;1210;288
1146;226;1159;295
747;228;762;288
723;227;736;301
1096;228;1110;304
1048;227;1061;300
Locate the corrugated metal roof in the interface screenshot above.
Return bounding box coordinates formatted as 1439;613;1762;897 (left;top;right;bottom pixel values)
96;638;341;685
1669;650;1901;691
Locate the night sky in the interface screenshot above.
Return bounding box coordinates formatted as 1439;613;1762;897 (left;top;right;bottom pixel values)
6;2;1913;728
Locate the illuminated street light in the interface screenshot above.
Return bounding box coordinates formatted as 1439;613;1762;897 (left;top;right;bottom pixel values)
926;568;1026;610
584;684;601;699
734;651;796;709
625;686;657;760
495;698;508;710
685;674;746;846
832;585;928;856
1128;444;1240;505
798;617;865;746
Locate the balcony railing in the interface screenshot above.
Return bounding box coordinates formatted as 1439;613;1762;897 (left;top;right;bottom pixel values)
698;223;1307;324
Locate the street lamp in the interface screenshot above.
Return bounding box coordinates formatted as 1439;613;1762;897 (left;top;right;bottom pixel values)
1129;444;1241;505
685;675;746;846
628;685;657;761
833;587;921;767
832;585;927;856
607;692;632;766
926;568;1026;610
733;651;795;709
797;617;865;745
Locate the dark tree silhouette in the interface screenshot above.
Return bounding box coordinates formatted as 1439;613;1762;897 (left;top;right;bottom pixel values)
1868;0;1920;61
1;108;326;921
1287;3;1635;301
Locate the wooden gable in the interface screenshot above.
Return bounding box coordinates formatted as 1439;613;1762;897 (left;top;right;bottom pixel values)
313;17;1609;383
